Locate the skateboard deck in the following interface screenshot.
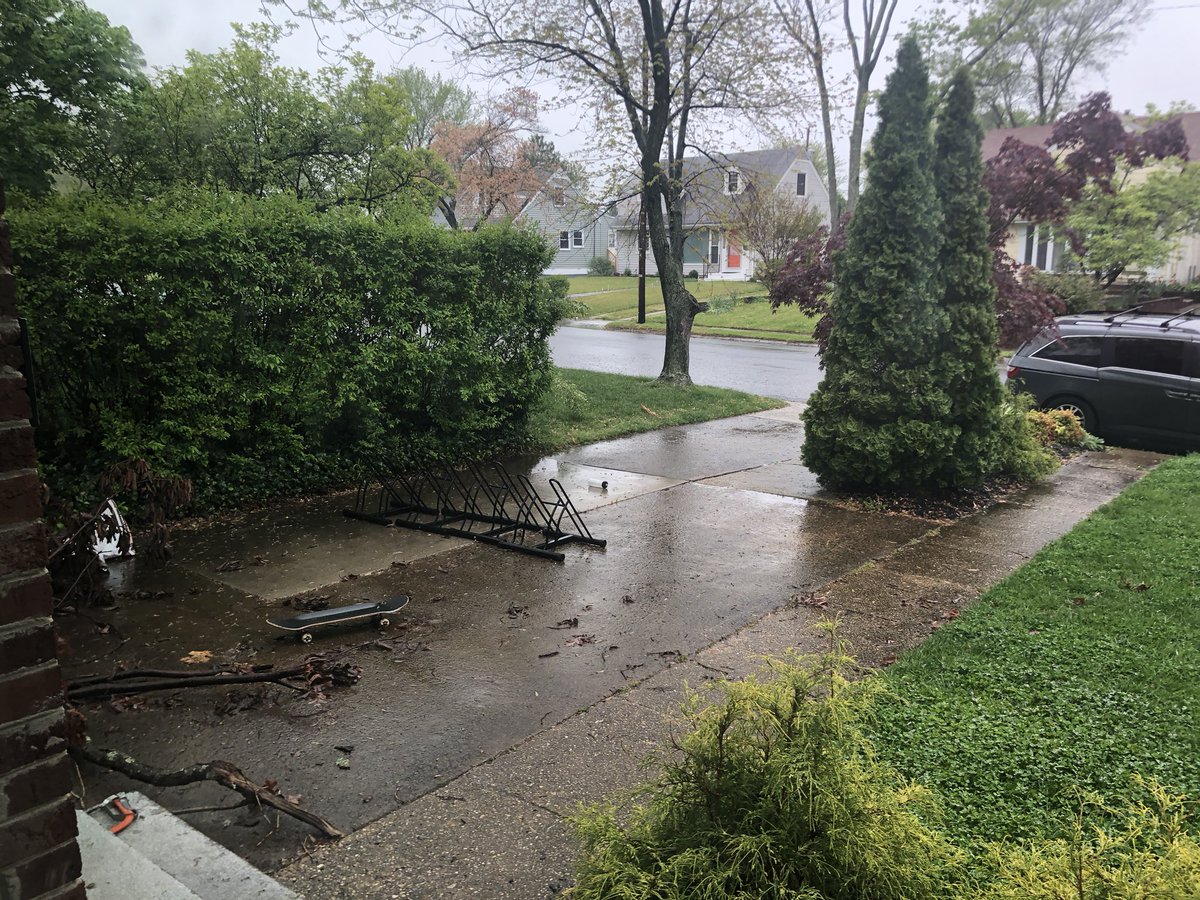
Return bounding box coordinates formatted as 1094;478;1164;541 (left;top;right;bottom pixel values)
268;595;410;643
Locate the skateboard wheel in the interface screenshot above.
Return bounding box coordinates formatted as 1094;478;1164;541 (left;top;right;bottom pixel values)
301;632;313;644
379;617;390;628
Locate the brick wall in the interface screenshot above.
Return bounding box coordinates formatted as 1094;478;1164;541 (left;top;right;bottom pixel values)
0;183;86;900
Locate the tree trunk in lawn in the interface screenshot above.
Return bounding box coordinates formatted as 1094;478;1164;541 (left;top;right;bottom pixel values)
645;170;705;385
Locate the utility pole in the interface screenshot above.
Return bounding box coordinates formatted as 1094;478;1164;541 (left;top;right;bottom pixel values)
637;204;647;323
637;55;648;325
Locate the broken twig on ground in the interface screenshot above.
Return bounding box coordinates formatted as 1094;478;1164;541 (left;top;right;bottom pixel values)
70;740;345;839
67;656;362;702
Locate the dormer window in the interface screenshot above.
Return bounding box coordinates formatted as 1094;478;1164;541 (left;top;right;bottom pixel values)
551;187;566;207
726;169;740;194
796;172;807;196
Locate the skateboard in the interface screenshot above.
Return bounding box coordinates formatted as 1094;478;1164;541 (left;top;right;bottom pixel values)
267;595;410;643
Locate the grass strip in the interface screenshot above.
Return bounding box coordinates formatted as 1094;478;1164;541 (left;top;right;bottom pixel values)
870;453;1200;845
523;367;785;451
613;297;819;342
563;275;768;319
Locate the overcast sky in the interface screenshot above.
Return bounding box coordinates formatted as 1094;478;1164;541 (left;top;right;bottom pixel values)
88;0;1200;176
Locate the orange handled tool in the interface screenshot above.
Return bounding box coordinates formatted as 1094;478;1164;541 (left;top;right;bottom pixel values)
102;796;137;834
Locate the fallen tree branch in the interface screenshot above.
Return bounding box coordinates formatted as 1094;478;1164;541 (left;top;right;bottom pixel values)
67;657;361;702
69;669;306;701
70;740;345;840
69;665;273;687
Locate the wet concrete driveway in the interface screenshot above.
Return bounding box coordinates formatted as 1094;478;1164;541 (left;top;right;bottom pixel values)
57;408;1162;883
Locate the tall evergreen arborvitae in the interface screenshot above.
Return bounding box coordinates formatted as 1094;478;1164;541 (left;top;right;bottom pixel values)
801;38;957;491
932;69;1007;486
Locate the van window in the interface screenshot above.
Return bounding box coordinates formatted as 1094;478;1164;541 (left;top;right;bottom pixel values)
1031;335;1104;366
1111;338;1186;376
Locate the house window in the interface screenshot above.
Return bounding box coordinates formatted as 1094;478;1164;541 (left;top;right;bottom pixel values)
709;231;720;264
796;172;807;196
608;230;616;248
726;169;740;194
559;231;570;249
572;230;584;248
551;187;566;206
1021;224;1064;272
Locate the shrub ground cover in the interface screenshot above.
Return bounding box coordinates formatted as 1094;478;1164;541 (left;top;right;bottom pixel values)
523;368;784;450
871;453;1200;845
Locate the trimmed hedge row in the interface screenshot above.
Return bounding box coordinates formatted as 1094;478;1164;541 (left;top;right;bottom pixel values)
13;191;565;511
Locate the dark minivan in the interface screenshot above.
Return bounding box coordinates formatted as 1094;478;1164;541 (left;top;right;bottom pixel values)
1007;311;1200;451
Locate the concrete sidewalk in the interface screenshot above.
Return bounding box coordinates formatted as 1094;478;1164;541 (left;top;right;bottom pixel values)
273;443;1162;899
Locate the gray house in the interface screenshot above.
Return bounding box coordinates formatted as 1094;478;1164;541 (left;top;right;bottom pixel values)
610;147;830;280
513;174;611;275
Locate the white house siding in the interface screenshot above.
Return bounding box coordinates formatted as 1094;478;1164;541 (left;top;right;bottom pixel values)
613;228;659;276
775;157;833;226
516;193;610;275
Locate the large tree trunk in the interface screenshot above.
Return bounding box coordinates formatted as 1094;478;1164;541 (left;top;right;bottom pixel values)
645;177;705;384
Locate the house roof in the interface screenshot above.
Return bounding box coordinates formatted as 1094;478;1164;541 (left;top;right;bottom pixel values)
678;147;806;228
613;146;813;229
981;111;1200;160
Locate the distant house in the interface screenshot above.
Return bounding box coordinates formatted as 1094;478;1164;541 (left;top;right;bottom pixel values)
609;147;830;281
982;112;1200;284
513;174;611;276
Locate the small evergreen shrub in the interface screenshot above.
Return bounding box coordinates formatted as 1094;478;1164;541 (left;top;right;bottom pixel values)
1026;408;1085;447
973;778;1200;899
589;255;615;276
572;628;963;900
687;269;699;279
996;394;1059;481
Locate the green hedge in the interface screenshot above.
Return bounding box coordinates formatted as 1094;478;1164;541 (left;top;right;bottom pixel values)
13;191;565;511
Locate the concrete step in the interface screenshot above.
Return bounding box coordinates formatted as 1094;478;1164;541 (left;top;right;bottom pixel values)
80;792;300;900
76;809;202;900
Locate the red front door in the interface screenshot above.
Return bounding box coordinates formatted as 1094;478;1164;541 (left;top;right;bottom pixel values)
727;237;741;269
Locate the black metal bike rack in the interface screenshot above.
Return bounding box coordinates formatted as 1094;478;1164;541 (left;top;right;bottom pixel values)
344;461;606;562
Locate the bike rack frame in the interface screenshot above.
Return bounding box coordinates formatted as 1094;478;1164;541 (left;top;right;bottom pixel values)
344;461;606;562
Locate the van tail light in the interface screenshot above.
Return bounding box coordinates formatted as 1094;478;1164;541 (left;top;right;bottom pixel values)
1006;365;1020;380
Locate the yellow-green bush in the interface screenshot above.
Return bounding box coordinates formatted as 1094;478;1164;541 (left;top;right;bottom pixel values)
974;778;1200;899
996;394;1059;481
572;630;964;900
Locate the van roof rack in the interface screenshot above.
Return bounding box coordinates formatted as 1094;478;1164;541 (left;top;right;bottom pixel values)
1102;303;1154;322
1090;301;1199;331
1158;307;1199;329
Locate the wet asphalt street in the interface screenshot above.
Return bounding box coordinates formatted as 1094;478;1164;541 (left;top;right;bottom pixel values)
550;325;823;401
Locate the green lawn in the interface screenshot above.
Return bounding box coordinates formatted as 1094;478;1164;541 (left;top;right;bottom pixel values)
523;367;784;451
617;296;820;343
561;275;768;320
870;453;1200;845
